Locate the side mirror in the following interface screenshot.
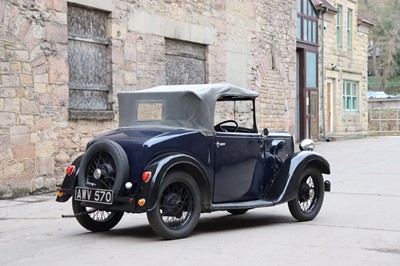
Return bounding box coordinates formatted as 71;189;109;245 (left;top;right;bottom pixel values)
262;128;269;137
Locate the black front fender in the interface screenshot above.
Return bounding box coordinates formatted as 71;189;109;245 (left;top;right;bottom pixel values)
265;151;330;204
137;153;211;212
55;154;83;202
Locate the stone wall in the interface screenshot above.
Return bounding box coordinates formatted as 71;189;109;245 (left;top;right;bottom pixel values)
251;1;297;134
368;98;400;109
0;0;296;198
368;98;400;132
319;0;371;139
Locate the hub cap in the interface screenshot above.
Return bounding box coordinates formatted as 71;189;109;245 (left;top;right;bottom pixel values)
93;169;102;179
159;181;194;230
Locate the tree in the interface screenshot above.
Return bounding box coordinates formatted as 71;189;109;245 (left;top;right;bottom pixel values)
359;0;400;89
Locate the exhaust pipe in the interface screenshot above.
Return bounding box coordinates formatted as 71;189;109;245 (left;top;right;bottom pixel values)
61;209;97;218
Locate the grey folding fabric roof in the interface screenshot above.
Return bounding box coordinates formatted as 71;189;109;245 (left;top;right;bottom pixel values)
118;83;259;135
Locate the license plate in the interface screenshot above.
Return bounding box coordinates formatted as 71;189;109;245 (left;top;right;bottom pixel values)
74;187;113;205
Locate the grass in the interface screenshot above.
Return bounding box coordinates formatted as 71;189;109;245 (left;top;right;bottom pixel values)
368;75;400;95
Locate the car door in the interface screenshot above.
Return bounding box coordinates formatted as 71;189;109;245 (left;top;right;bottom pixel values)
213;132;264;203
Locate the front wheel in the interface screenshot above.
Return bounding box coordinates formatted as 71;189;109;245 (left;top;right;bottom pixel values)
72;199;124;232
147;171;201;240
288;167;324;221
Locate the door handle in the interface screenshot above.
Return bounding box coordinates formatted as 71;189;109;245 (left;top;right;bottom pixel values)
216;142;226;148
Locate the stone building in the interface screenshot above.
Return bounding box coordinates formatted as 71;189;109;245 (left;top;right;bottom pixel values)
0;0;297;198
296;0;372;140
313;0;373;139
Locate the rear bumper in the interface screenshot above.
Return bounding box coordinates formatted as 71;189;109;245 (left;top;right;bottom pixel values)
55;188;143;213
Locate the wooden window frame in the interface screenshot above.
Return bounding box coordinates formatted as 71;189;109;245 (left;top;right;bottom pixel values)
297;0;318;45
337;5;342;47
347;9;352;50
343;80;358;111
67;5;113;120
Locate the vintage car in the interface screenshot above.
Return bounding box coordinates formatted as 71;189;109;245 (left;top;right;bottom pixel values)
56;83;331;239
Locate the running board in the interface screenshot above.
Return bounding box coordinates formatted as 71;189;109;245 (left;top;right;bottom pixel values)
210;199;275;211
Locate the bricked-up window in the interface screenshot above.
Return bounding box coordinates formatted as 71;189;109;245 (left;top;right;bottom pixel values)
67;5;113;119
343;80;358;111
165;39;206;85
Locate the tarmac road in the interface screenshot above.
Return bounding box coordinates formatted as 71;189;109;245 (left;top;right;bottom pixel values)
1;136;400;265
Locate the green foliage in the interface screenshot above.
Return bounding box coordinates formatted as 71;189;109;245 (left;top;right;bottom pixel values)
369;76;400;94
360;0;400;88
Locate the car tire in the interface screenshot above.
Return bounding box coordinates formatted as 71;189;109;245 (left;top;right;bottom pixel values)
78;140;129;195
227;209;249;215
288;167;324;221
147;171;201;240
72;198;124;232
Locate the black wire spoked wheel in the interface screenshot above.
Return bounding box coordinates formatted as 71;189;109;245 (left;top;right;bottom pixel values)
147;171;201;240
74;140;128;232
72;198;124;232
78;140;129;195
288;167;324;221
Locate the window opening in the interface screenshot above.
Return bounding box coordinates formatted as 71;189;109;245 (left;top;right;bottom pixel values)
67;5;112;118
343;80;358;111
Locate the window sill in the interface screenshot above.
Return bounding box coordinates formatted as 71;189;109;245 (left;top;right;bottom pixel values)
69;110;115;120
343;110;359;113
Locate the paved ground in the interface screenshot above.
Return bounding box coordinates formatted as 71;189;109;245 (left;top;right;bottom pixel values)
1;136;400;265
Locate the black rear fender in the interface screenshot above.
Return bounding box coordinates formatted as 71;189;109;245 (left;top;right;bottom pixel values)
55;154;83;202
265;151;330;204
137;153;211;212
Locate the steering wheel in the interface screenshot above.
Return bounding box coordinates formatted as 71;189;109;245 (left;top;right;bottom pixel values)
215;120;239;132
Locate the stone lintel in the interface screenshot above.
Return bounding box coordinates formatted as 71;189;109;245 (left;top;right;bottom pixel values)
128;10;216;45
67;0;114;12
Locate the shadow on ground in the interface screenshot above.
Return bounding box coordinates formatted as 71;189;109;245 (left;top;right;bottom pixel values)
77;211;295;240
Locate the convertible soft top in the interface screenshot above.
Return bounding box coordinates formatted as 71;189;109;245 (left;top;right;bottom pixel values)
118;83;259;135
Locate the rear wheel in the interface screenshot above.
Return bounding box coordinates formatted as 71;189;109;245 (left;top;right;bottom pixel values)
74;140;128;232
72;199;124;232
147;171;201;240
288;167;324;221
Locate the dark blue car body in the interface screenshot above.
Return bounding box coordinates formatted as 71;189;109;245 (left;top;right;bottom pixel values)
57;84;330;239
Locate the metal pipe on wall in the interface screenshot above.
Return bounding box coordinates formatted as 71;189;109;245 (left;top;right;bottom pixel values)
321;6;328;141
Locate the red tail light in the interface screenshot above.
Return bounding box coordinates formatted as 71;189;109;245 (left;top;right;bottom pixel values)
142;171;152;183
66;165;75;176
